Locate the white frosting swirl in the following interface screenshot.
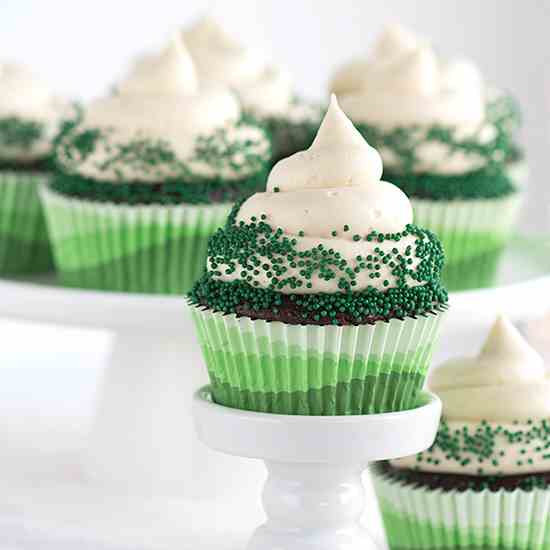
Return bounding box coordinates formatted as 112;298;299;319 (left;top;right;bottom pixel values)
394;316;550;476
183;16;265;88
330;24;424;96
0;62;68;162
118;38;198;96
430;316;548;422
332;25;488;174
265;95;383;193
58;37;268;182
209;96;433;294
183;16;298;119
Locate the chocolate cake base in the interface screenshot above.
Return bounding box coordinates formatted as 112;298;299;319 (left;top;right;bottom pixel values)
0;157;51;172
375;461;550;492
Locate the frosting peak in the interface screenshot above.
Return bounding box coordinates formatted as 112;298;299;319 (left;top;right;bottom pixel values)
183;16;265;88
394;316;550;477
373;23;423;59
266;95;384;193
429;316;548;423
430;316;545;396
119;36;198;96
479;315;545;377
310;94;367;149
183;16;296;118
333;24;485;133
184;16;241;52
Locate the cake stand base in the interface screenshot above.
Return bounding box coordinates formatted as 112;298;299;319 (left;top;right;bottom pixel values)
193;387;441;550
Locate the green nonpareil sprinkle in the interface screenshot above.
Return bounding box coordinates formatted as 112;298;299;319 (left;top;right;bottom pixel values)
0;117;44;149
414;418;550;474
354;93;518;175
51;115;272;205
53;115;271;205
190;202;448;324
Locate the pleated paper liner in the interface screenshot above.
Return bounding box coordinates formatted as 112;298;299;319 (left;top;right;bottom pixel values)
0;171;53;274
190;305;445;415
412;192;522;292
372;467;550;549
40;185;231;294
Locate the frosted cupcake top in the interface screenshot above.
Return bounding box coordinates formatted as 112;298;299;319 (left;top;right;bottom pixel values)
183;16;318;121
332;24;485;131
330;25;516;178
55;37;270;187
394;316;550;476
190;97;446;323
0;62;68;164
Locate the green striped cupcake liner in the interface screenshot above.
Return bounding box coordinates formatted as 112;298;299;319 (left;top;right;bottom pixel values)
0;170;53;274
412;193;522;292
40;185;231;294
372;467;550;549
190;306;445;415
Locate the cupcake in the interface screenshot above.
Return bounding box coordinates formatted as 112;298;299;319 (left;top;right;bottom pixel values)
183;16;323;164
372;316;550;549
189;96;447;415
330;24;523;291
0;62;67;274
41;37;271;294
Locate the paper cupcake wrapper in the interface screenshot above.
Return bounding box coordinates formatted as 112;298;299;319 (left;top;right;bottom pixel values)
40;186;231;294
412;193;522;291
190;306;444;415
372;467;550;549
0;170;53;274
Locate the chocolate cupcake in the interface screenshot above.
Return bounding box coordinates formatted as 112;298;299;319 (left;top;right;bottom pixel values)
331;24;523;291
183;16;323;164
373;316;550;549
189;96;447;415
0;62;68;273
41;37;270;294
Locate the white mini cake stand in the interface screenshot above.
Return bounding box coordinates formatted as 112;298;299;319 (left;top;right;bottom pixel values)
193;387;441;550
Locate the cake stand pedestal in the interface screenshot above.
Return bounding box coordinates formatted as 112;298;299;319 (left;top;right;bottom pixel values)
193;387;441;550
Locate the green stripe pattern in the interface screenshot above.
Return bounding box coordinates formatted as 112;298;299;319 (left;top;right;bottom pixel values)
191;306;444;415
372;468;550;549
412;193;522;292
0;171;53;274
41;186;231;294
